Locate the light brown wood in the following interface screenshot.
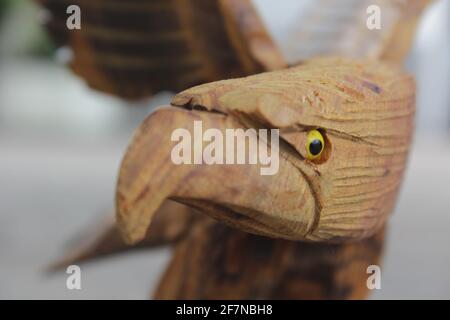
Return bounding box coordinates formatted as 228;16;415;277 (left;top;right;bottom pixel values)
49;201;197;270
37;0;285;99
280;0;433;64
154;215;386;299
42;1;431;299
115;57;413;299
37;0;431;100
117;58;415;245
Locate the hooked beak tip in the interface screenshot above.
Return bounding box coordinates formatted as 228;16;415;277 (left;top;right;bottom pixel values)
114;105;316;243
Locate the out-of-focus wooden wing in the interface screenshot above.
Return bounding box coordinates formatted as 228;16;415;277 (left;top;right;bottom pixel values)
38;0;431;100
277;0;433;64
154;215;386;299
49;201;197;269
37;0;286;100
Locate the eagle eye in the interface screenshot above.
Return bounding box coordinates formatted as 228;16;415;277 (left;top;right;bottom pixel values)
306;129;324;160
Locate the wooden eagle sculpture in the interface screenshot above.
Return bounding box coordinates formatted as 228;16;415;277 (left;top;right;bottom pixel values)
42;0;433;299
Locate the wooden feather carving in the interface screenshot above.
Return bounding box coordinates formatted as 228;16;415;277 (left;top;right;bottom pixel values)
49;201;197;269
117;58;415;244
280;0;433;63
38;0;430;100
113;58;414;298
154;216;386;299
45;0;432;300
37;0;285;99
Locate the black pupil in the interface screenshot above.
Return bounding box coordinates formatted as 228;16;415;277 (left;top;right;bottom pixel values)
309;139;323;156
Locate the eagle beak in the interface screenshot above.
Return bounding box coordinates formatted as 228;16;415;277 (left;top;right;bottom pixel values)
116;106;316;244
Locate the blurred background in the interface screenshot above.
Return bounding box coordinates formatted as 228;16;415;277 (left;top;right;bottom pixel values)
0;0;449;299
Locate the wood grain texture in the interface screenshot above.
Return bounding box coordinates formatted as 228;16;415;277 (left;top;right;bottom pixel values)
37;0;431;100
117;58;415;244
114;58;414;299
49;201;197;270
281;0;433;64
37;0;285;99
154;215;385;299
40;1;431;299
49;58;416;299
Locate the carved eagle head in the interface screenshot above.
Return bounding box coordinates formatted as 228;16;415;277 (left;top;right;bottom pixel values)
116;58;415;244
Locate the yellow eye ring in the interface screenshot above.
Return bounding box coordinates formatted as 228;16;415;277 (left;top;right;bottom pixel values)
306;129;325;160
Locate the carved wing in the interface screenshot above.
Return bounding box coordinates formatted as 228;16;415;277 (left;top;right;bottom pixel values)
276;0;433;64
37;0;285;99
38;0;431;100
